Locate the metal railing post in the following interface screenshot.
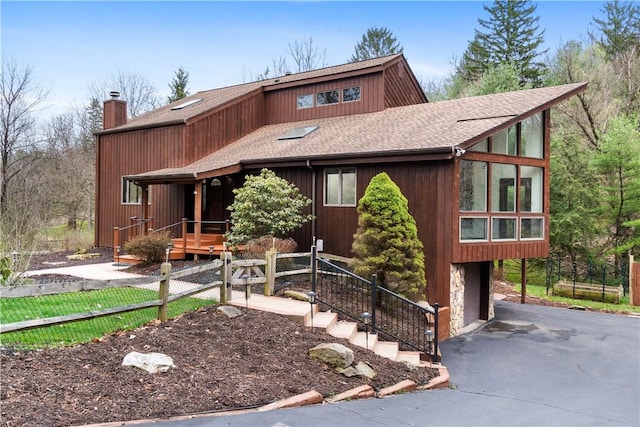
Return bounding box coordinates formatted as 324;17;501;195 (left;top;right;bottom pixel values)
311;245;317;294
370;274;377;334
434;303;440;363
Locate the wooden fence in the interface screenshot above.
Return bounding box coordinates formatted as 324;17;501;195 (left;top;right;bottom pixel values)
0;251;313;336
630;254;640;307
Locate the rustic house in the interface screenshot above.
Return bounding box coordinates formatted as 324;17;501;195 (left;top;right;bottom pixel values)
94;54;586;337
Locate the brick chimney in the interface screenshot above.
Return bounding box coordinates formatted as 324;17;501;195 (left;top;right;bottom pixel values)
103;91;127;129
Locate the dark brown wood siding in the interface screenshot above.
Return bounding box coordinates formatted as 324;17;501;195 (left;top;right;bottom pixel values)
185;93;265;163
95;125;188;247
312;161;454;307
264;75;384;124
384;61;427;108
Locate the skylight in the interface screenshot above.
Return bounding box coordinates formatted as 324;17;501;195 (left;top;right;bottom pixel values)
170;98;203;110
278;126;318;140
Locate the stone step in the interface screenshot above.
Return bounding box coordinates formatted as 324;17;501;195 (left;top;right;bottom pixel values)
328;320;358;341
350;331;378;351
372;340;399;360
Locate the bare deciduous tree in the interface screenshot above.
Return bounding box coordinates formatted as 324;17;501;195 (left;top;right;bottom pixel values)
1;59;48;220
89;71;160;118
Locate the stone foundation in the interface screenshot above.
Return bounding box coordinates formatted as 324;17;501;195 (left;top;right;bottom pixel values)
449;264;465;337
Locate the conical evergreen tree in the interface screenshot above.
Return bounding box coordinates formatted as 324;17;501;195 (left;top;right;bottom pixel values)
460;0;547;87
350;172;426;301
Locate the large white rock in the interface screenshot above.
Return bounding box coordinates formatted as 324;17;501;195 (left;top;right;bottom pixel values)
122;352;175;374
309;343;354;368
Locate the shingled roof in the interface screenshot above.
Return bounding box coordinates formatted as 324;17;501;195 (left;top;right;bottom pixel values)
102;54;405;133
128;82;587;183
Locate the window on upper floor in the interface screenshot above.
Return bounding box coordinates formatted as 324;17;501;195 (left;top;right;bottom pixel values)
297;94;314;109
492;126;518;156
317;90;340;106
491;163;517;212
325;168;356;206
460;160;487;212
521;112;543;158
342;86;361;102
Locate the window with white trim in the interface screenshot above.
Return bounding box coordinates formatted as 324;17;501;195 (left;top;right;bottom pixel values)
122;178;143;205
460;217;489;242
325;168;356;206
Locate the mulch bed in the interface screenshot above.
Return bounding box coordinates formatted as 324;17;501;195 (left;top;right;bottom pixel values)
2;250;439;426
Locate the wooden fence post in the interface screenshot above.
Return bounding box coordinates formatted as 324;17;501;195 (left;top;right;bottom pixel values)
158;262;171;322
221;251;232;304
265;248;277;296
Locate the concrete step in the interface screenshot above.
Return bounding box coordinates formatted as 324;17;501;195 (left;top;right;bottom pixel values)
395;350;423;365
328;321;358;341
350;331;378;351
372;340;399;360
305;311;337;330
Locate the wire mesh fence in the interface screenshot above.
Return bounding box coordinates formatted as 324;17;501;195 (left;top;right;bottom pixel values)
0;262;222;351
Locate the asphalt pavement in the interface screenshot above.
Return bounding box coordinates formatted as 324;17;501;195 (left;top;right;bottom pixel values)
126;300;639;427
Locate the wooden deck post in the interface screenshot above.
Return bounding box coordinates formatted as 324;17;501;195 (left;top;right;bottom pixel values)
265;248;277;296
141;185;149;235
158;262;171;322
221;251;232;304
194;180;204;252
113;227;120;260
520;258;527;304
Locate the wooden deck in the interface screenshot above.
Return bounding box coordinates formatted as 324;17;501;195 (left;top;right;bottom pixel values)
113;233;228;263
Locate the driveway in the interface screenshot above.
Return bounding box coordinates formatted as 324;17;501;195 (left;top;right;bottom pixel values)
137;301;639;427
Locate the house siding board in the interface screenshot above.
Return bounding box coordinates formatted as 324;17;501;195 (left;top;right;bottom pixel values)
265;75;383;125
384;61;426;108
186;94;265;163
95;125;188;247
311;161;453;307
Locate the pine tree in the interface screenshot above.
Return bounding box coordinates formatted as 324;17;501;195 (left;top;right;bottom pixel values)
591;0;640;60
350;27;403;62
167;66;190;104
350;173;426;301
460;0;548;87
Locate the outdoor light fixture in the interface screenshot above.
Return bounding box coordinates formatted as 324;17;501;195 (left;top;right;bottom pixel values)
308;291;317;330
241;274;250;309
425;329;434;363
210;178;222;187
454;146;466;157
362;312;372;350
115;246;121;268
209;246;214;260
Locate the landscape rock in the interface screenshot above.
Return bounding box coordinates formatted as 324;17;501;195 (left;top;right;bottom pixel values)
122;352;174;374
66;253;101;261
355;361;377;379
217;305;242;319
308;343;354;368
336;366;360;377
284;290;311;302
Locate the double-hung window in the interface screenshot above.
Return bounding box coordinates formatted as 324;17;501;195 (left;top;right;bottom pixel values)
325;168;356;206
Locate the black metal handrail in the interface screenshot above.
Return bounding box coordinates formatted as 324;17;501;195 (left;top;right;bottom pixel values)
310;245;439;361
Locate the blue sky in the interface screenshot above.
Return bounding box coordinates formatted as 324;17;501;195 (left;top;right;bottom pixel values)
2;1;605;120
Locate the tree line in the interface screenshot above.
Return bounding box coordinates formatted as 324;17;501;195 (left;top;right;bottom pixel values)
1;1;638;274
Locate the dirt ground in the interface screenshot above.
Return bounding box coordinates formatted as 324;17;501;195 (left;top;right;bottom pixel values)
1;251;439;427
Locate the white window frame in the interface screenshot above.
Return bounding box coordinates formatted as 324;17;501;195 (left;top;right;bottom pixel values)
121;178;150;205
324;168;357;207
491;217;518;242
317;90;340;107
296;94;314;109
459;216;489;242
520;217;545;240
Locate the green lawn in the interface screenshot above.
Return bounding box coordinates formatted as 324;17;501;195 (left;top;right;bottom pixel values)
1;287;215;348
500;259;636;313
